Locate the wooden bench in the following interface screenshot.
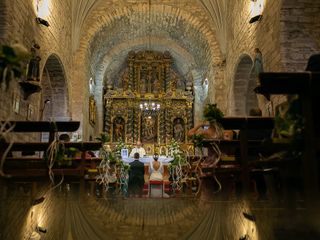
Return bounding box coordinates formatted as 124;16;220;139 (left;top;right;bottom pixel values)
255;71;320;204
198;117;277;195
0;121;102;178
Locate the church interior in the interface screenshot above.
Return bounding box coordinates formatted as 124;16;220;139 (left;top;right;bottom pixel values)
0;0;320;239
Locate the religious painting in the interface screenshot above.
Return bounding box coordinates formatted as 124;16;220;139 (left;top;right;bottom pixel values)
173;118;185;142
89;96;96;126
121;148;128;158
141;115;157;143
144;143;154;156
113;117;125;142
159;145;168;156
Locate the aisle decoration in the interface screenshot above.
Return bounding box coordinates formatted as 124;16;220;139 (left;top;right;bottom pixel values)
95;135;130;195
168;138;188;192
114;139;130;195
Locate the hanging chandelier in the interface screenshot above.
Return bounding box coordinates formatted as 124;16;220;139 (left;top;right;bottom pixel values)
139;101;160;115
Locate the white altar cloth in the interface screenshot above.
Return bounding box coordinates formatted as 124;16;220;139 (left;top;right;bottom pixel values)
122;156;173;164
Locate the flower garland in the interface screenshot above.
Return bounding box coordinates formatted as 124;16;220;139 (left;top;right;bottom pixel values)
0;119;15;177
168;138;188;192
95;135;130;195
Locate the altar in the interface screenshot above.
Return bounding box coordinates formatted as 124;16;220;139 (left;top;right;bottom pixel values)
103;50;194;146
121;156;173;164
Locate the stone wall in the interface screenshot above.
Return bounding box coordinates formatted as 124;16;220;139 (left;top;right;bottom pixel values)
280;0;320;72
0;0;73;141
224;0;283;116
224;0;320;116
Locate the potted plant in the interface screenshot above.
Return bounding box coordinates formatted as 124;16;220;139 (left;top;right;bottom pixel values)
0;44;29;90
201;103;225;139
273;97;304;157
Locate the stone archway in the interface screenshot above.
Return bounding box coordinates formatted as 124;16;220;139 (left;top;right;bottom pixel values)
233;55;258;116
40;54;70;122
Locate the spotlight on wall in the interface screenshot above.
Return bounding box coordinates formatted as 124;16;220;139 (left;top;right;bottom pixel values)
36;17;50;27
249;0;264;24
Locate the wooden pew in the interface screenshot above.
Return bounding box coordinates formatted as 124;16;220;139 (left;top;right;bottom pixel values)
201;117;275;194
0;121;102;178
255;71;320;204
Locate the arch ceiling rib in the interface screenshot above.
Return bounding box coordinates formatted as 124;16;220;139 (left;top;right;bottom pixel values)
85;2;221;82
198;0;227;56
72;0;98;52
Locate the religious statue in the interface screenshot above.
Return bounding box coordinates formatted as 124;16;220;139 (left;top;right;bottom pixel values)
113;117;125;141
153;76;160;93
89;96;96;125
140;78;146;93
174;118;185;142
143;116;155;141
122;69;129;90
252;48;264;81
26;44;41;82
170;70;178;92
252;48;270;100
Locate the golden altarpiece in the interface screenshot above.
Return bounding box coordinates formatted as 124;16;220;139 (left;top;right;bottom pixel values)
103;50;194;154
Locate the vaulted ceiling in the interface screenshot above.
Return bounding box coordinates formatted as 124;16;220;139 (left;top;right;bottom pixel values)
72;0;227;88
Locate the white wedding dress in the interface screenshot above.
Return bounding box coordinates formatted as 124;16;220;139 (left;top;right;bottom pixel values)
149;160;164;181
149;161;164;197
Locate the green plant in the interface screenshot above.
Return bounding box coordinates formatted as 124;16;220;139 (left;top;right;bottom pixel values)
190;134;205;149
0;44;30;89
273;97;304;157
95;132;110;143
168;138;187;169
46;142;79;166
203;103;224;123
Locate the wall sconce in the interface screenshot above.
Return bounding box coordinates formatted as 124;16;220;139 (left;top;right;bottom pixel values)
243;212;256;222
36;226;47;233
31;196;45;206
36;17;50;27
249;0;264;24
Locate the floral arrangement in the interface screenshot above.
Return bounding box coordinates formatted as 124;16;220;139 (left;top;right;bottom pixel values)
95;134;130;195
168;138;188;191
0;43;30;90
202;103;224;139
168;138;186;166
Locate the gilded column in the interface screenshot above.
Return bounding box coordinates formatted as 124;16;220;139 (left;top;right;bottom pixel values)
126;100;134;144
159;107;166;144
165;100;173;144
186;100;193;142
128;61;134;91
104;97;112;137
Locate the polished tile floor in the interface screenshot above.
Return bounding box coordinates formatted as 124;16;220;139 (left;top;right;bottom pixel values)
1;178;319;240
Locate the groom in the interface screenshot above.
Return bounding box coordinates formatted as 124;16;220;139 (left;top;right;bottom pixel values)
128;152;145;197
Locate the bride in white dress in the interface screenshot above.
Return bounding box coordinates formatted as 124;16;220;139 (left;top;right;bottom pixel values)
149;154;163;181
149;154;165;197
